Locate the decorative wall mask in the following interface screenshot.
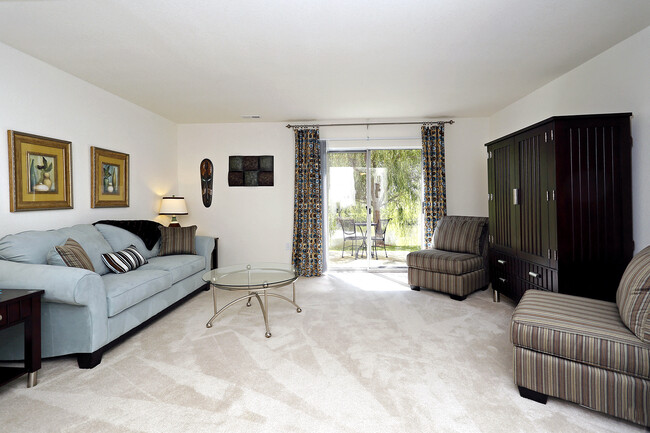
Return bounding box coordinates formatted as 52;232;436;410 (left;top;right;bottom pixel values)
200;158;213;207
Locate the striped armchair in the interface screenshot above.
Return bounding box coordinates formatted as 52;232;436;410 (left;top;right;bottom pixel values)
511;245;650;427
407;215;489;301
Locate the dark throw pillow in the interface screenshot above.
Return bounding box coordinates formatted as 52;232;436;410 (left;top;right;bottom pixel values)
55;238;95;272
102;245;148;274
158;225;197;256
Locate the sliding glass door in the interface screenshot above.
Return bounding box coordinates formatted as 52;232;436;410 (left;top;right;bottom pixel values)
326;148;422;270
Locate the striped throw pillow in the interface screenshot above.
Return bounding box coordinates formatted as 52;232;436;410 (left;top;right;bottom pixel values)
55;238;95;271
102;245;148;274
158;225;197;256
616;245;650;342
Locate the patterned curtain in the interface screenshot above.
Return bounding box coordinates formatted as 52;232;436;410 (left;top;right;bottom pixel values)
292;128;323;276
421;124;447;248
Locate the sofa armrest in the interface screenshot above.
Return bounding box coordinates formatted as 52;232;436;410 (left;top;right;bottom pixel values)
195;236;215;271
0;260;105;306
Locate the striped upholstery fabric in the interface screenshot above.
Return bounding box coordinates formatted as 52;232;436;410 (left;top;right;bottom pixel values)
408;267;488;297
514;346;649;427
407;216;488;297
433;216;487;255
158;225;197;256
616;245;650;343
512;290;650;379
55;238;95;272
101;245;148;274
407;249;484;275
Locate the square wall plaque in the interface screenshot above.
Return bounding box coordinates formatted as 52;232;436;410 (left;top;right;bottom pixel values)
228;155;274;187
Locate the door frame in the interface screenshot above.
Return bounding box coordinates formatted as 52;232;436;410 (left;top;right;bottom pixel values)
324;144;423;272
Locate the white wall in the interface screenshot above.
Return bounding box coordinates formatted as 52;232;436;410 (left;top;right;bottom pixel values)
0;42;178;238
177;119;489;267
177;123;296;266
489;26;650;252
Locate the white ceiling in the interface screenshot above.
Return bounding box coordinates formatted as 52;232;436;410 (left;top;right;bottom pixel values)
0;0;649;124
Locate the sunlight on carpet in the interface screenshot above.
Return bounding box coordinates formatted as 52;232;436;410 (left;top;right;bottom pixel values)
0;273;643;433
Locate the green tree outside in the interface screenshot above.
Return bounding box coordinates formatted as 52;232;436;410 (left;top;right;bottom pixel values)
327;149;421;252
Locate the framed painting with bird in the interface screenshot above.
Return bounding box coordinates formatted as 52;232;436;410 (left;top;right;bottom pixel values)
8;130;72;211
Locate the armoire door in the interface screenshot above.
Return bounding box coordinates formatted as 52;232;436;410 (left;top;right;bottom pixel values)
514;126;552;267
487;138;516;256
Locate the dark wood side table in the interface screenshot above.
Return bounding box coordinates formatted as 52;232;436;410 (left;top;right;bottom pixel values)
0;289;44;388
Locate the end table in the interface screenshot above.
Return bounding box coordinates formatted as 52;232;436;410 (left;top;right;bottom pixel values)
0;289;45;388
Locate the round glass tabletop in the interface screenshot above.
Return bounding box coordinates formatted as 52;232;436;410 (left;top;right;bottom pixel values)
202;262;298;291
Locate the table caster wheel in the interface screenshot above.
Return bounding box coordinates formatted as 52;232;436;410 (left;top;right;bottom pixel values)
265;332;272;338
297;307;302;313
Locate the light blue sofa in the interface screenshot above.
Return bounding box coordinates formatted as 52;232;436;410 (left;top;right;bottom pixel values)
0;223;214;368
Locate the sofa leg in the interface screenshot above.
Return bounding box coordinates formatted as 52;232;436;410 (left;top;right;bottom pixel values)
410;285;421;291
450;294;467;301
77;349;103;369
518;386;548;404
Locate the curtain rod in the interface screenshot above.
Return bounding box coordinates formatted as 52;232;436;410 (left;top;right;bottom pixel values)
285;120;454;129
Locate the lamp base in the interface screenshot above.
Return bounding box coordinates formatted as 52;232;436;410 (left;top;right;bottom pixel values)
168;215;181;227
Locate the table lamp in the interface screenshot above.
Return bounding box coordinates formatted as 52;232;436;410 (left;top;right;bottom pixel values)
159;195;188;227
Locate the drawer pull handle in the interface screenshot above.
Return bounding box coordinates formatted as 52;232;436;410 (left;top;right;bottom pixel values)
0;314;2;320
498;277;506;283
528;271;541;278
497;259;506;265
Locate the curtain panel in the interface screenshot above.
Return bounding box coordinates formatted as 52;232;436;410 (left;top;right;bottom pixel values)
421;125;447;248
292;128;323;276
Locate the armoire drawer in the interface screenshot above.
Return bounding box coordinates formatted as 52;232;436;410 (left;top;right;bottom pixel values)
490;251;515;275
517;261;557;292
519;279;556;294
491;271;516;299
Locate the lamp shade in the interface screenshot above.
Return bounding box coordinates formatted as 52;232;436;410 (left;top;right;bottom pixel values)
159;196;188;215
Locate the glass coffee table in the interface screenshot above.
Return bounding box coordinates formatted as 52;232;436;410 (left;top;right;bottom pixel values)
202;263;302;338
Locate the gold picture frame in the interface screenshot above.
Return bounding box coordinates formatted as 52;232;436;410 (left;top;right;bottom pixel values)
91;146;129;208
8;130;73;212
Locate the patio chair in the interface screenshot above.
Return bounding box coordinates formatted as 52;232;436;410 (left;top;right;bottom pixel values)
338;218;364;258
371;218;390;259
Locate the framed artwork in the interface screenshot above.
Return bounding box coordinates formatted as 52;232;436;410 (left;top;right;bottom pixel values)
228;155;274;186
90;146;129;208
8;130;73;211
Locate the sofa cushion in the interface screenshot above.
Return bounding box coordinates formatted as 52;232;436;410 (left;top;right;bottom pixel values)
102;269;172;317
616;245;650;343
433;216;486;255
0;229;67;264
54;238;95;271
95;223;160;259
407;249;484;275
158;225;197;256
143;255;205;284
57;225;113;275
512;290;650;379
102;245;148;274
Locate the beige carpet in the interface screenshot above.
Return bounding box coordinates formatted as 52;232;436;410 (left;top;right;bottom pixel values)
0;273;644;432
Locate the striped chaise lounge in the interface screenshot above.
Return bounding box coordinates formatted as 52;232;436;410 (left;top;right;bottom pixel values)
407;215;489;301
511;245;650;427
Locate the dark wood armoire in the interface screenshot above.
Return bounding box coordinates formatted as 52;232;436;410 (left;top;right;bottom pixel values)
485;113;633;303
